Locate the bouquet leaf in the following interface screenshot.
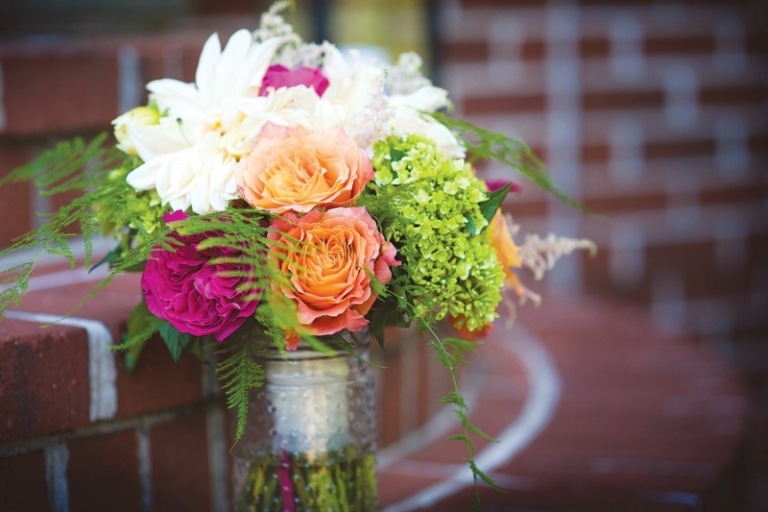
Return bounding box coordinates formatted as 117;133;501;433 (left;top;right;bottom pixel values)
121;300;161;373
158;321;191;365
478;182;512;228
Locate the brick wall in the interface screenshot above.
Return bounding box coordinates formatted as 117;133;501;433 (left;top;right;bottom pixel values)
438;0;768;372
0;270;230;512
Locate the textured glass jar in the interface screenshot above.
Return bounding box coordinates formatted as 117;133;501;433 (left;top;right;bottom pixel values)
233;332;378;511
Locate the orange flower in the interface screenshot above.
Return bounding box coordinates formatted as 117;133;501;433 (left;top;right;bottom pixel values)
235;123;373;214
449;315;493;341
269;207;399;342
489;210;526;298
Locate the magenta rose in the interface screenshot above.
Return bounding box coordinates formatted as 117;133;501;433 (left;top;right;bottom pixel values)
141;212;259;341
259;64;330;97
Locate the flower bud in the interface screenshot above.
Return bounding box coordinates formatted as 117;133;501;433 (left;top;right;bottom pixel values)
112;106;160;155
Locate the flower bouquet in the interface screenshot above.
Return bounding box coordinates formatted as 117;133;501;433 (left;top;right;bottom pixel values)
0;2;594;509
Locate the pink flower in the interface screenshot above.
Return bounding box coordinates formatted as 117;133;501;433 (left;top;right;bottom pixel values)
235;123;374;214
259;64;329;97
485;179;521;193
141;212;259;341
268;207;399;346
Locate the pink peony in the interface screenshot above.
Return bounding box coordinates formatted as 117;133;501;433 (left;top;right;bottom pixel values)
141;212;259;341
259;64;329;97
269;207;399;346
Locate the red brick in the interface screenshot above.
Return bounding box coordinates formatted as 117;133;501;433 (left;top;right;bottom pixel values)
644;35;716;56
700;86;768;106
13;274;206;418
374;340;404;445
581;143;610;165
583;193;668;214
116;334;205;418
150;409;212;512
644;241;758;300
0;450;49;511
442;41;489;62
182;43;205;83
644;139;715;160
521;40;546;61
1;45;119;136
699;183;768;207
582;90;665;111
0;145;35;248
68;430;142;512
462;93;547;115
132;35;204;86
0;318;90;442
581;37;611;59
500;197;550;219
416;336;437;426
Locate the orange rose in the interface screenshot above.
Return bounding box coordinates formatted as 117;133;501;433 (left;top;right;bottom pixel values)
235;123;373;214
269;207;399;344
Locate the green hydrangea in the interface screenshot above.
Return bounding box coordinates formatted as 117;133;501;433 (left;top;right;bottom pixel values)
369;135;504;330
95;163;166;250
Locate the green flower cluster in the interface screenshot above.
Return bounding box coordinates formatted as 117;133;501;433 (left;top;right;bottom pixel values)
96;163;166;250
370;135;504;331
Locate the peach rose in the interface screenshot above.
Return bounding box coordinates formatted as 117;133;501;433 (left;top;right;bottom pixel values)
235;123;374;214
269;207;399;344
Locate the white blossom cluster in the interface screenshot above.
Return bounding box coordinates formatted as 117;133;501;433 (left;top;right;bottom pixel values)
113;8;462;215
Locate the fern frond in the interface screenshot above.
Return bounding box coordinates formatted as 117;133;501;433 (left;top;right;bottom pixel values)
416;317;507;501
0;133;132;320
216;337;265;442
431;112;585;212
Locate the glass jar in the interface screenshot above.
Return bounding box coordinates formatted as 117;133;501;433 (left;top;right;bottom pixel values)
233;332;378;511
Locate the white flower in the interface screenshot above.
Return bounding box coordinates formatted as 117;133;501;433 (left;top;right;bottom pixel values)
383;52;465;157
123;30;283;214
127;135;237;214
388;85;465;158
112;106;159;155
120;25;466;213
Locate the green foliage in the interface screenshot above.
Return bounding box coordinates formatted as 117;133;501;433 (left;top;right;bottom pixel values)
158;322;192;364
477;182;512;233
431;111;586;212
366;135;505;333
0;134;125;319
216;334;266;442
120;299;162;373
420;320;504;501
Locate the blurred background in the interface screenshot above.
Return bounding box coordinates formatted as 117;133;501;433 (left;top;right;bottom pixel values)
1;0;766;509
